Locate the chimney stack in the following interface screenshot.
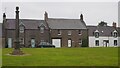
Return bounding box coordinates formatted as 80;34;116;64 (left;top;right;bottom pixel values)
2;13;6;42
3;13;6;23
3;13;6;18
44;11;48;21
80;14;83;21
112;22;116;28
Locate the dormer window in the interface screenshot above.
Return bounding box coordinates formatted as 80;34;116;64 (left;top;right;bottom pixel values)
95;32;99;38
78;30;82;35
40;26;44;33
113;32;117;37
58;30;61;35
94;30;99;38
38;23;46;33
68;31;72;35
19;22;25;33
113;30;117;37
19;26;24;33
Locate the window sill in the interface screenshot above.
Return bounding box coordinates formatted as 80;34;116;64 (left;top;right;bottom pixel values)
78;34;82;35
58;34;61;35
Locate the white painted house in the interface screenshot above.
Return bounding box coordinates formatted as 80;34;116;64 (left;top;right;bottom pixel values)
118;27;120;47
87;22;119;47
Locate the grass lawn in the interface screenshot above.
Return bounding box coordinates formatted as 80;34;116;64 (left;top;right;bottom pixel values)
2;47;118;66
0;48;2;67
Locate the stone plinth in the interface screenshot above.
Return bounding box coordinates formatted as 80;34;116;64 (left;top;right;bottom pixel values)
10;49;24;55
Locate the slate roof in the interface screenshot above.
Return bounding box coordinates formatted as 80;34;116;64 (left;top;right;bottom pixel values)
5;19;48;29
47;18;87;29
117;27;120;37
87;26;118;36
0;23;2;38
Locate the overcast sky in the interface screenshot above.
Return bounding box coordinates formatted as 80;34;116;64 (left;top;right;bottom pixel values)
0;0;119;26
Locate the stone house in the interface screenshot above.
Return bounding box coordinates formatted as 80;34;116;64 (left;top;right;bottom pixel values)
2;7;88;48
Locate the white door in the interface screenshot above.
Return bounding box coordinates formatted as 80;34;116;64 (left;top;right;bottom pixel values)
52;39;61;48
68;39;72;47
8;38;12;48
31;39;35;48
103;41;107;47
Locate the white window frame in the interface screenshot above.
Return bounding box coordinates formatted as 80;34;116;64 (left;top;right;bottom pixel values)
68;31;72;35
40;26;44;33
95;40;99;46
79;39;82;45
20;38;24;44
19;26;24;33
78;30;82;35
58;30;61;35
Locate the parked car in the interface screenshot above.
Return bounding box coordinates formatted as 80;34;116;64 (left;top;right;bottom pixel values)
37;42;55;48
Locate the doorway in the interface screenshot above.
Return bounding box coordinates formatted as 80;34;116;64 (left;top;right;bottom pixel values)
103;40;109;47
52;39;61;48
31;39;35;48
8;38;12;48
68;39;72;47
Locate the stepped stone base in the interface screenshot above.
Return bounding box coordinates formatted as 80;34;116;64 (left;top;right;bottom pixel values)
10;49;24;55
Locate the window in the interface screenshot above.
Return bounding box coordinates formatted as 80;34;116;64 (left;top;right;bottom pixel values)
95;32;99;38
95;40;99;46
94;30;99;38
58;30;61;35
19;26;24;33
20;38;24;44
113;32;117;37
68;31;72;35
41;40;44;42
78;39;82;45
114;40;117;46
78;30;82;35
40;26;44;33
40;40;45;45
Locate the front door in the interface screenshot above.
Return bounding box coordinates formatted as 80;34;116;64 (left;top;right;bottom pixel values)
103;40;109;47
68;39;72;47
8;38;12;48
31;39;35;48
